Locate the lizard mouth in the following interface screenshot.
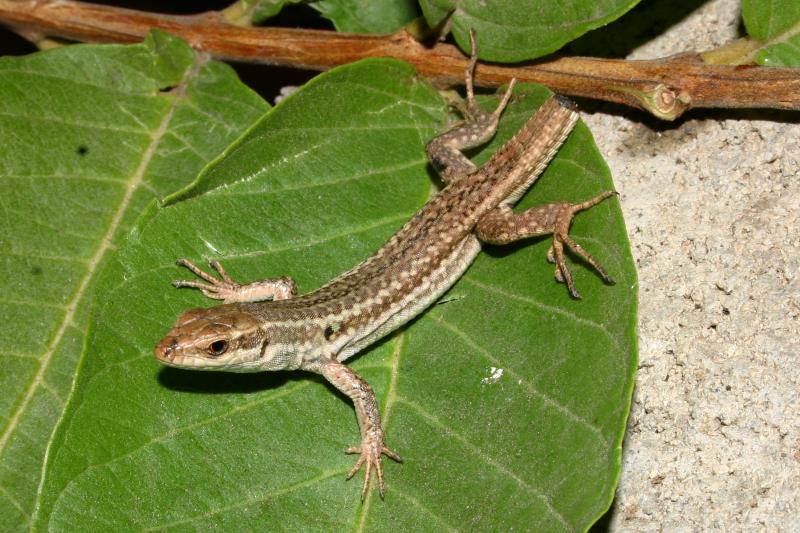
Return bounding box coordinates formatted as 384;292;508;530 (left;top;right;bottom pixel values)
154;336;181;365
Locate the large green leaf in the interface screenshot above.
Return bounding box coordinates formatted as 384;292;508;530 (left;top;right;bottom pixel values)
419;0;641;62
34;58;636;530
0;31;269;531
742;0;800;66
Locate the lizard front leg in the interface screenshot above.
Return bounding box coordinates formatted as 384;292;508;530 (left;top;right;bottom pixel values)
172;258;297;303
317;360;402;500
426;29;516;184
476;191;617;298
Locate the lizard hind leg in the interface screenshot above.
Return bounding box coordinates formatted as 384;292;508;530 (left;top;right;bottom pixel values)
425;29;517;184
172;258;297;304
464;29;516;122
475;191;618;298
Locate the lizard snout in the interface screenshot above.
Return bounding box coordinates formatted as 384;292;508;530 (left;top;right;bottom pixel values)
154;336;179;363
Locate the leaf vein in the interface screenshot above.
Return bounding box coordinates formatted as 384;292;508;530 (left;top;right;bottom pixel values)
0;482;28;519
432;316;607;444
1;174;126;184
0;110;146;135
354;331;404;529
0;299;66;310
54;381;311;495
396;397;571;530
142;469;344;531
461;277;617;344
223;158;427;198
392;488;460;532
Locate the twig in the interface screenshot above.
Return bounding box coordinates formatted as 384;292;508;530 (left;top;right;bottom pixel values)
1;0;798;120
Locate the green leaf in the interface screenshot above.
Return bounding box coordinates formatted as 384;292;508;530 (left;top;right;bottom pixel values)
742;0;800;66
742;0;800;40
35;58;636;530
0;31;268;532
419;0;642;62
245;0;420;32
249;0;306;24
313;0;420;33
316;0;418;33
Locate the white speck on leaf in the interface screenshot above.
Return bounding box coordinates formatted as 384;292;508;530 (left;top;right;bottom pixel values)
201;238;220;254
481;367;504;384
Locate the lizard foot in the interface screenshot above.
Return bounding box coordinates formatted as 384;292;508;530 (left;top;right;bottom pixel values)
172;258;296;304
172;258;243;302
345;433;402;501
547;190;618;299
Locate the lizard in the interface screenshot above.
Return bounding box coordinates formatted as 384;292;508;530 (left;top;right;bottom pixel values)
154;31;617;501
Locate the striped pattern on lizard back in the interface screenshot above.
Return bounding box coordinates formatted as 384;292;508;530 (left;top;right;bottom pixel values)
155;35;617;498
237;96;577;359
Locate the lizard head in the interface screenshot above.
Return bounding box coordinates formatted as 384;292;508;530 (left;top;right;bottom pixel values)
154;304;296;372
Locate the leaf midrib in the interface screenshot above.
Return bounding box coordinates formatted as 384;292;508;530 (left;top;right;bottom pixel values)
20;53;208;528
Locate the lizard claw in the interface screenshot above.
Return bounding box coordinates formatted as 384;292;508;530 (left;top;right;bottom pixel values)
548;191;617;299
172;258;244;302
171;258;297;304
345;434;402;500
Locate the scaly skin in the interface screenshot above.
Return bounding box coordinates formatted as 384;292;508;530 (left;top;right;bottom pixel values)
154;31;616;501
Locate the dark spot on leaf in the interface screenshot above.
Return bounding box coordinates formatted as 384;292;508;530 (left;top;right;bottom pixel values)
76;145;89;156
30;265;42;275
159;84;177;93
109;68;123;88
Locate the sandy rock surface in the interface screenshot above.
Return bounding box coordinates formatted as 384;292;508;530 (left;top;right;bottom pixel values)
580;0;800;530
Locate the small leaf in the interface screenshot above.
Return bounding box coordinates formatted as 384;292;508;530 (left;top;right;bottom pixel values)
36;59;636;531
742;0;800;40
246;0;420;33
314;0;420;34
249;0;307;24
742;0;800;66
419;0;642;62
0;31;268;532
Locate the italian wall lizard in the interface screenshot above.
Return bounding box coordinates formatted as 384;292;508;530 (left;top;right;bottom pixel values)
154;32;616;500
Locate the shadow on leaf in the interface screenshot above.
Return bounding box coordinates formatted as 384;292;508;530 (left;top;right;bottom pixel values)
157;366;310;395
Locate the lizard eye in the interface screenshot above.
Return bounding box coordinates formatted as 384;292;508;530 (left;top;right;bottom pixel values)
207;339;229;357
